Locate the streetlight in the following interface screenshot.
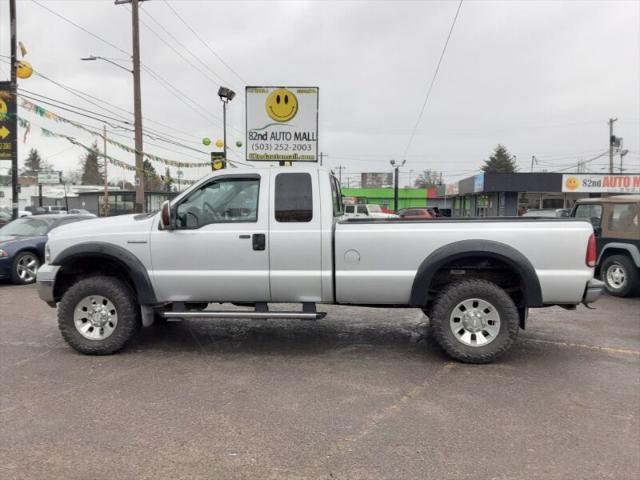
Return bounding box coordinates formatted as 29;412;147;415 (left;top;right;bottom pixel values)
81;54;144;211
619;149;629;173
217;86;235;163
390;159;406;213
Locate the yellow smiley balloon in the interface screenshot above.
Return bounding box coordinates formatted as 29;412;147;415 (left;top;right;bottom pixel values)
16;60;33;79
265;88;298;122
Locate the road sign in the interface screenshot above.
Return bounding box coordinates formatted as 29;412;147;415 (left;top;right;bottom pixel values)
0;82;14;161
211;152;226;170
37;171;62;184
245;86;318;162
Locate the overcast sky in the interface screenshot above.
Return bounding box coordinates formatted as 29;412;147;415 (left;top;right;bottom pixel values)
1;0;638;187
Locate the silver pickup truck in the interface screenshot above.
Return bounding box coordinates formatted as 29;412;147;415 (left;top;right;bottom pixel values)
37;166;603;363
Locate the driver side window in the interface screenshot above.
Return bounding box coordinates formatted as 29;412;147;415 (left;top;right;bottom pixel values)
176;177;260;229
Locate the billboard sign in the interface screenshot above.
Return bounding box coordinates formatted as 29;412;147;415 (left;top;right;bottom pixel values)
562;174;640;194
0;82;14;161
37;171;62;184
445;182;459;196
361;172;393;188
246;86;318;162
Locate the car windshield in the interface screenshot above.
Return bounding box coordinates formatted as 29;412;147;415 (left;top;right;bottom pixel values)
368;205;382;213
0;217;54;236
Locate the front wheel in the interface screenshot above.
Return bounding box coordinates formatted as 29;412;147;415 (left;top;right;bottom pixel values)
58;276;140;355
429;279;519;364
11;251;40;285
601;255;639;297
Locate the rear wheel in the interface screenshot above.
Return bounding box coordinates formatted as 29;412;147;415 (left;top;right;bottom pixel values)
429;279;519;364
601;255;639;297
58;276;140;355
11;251;40;285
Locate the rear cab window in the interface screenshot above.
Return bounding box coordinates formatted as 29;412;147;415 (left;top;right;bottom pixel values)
275;172;313;222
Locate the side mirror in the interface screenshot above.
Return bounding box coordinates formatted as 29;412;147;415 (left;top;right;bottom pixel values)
160;200;174;230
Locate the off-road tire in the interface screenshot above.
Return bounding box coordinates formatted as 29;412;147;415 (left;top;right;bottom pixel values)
58;276;140;355
601;254;640;297
10;251;40;285
429;279;519;364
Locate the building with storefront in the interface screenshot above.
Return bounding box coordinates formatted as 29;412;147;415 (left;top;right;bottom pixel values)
446;172;640;216
340;172;640;216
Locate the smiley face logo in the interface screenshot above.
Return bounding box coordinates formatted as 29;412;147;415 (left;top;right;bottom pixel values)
565;176;580;191
0;97;7;121
265;88;298;122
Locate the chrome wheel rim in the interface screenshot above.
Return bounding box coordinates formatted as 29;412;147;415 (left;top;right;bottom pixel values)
17;253;39;283
606;264;626;290
74;295;118;340
450;298;501;347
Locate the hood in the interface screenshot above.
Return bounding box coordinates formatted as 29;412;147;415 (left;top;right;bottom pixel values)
47;212;158;242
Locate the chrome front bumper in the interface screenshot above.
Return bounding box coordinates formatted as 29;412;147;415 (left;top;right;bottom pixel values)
36;264;60;307
582;278;605;305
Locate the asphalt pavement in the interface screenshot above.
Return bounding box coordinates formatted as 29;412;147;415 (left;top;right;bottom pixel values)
1;282;638;480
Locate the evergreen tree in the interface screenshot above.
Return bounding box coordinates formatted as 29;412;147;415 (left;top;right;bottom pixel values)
23;148;43;176
162;167;174;192
80;142;104;185
481;145;518;173
142;159;162;191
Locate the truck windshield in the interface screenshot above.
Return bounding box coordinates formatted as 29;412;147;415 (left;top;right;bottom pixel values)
368;205;382;213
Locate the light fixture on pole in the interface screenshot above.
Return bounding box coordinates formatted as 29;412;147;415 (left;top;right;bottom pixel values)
619;149;629;173
217;87;236;165
390;159;406;213
81;53;143;211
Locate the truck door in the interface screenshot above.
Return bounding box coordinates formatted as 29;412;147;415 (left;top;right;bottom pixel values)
149;173;271;302
269;171;323;302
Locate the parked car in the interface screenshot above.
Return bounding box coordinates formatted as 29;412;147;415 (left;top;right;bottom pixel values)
68;209;96;217
38;166;602;363
0;214;94;285
398;208;434;219
571;195;640;297
522;208;569;218
343;204;398;219
0;210;11;227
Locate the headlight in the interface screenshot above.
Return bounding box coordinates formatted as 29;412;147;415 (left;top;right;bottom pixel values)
0;249;7;258
45;244;51;264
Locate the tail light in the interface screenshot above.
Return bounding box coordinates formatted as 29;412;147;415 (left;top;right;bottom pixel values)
586;233;596;267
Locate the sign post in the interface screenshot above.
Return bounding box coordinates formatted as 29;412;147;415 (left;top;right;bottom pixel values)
245;86;319;163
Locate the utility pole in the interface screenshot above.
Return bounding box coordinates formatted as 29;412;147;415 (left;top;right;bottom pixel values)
530;155;537;172
9;0;18;220
390;159;406;213
319;152;327;166
336;165;345;186
116;0;146;212
103;124;109;216
609;117;617;174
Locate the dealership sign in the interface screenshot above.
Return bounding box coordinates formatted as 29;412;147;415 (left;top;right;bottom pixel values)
37;171;62;184
562;174;640;193
246;86;318;162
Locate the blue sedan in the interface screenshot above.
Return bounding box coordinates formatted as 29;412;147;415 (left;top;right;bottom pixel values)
0;214;94;285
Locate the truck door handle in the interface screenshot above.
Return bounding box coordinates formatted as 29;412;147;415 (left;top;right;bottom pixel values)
252;233;266;251
239;234;250;239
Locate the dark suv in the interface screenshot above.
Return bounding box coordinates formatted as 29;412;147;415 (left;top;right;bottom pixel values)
571;195;640;297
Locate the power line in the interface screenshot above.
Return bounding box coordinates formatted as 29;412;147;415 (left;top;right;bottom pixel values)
139;7;236;89
403;0;463;159
30;0;131;57
162;0;247;85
